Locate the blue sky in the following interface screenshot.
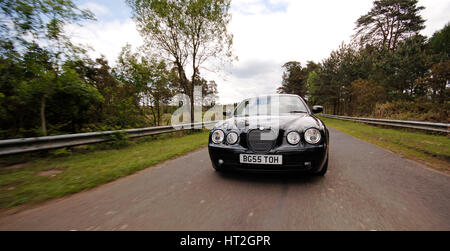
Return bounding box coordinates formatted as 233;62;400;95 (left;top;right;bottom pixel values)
74;0;290;21
70;0;450;104
75;0;131;21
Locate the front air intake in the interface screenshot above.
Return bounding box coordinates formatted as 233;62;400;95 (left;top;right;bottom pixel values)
247;129;276;153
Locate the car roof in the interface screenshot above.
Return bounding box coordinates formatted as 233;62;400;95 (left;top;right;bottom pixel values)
241;94;302;100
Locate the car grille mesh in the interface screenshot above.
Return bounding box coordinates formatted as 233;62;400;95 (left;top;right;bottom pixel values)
247;130;276;153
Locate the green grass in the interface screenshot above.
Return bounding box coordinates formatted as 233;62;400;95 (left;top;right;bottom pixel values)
0;130;209;209
319;116;450;174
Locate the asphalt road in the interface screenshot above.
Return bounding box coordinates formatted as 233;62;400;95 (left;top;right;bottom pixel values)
0;128;449;230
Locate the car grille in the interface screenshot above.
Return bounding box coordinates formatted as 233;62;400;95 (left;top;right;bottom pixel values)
247;129;276;153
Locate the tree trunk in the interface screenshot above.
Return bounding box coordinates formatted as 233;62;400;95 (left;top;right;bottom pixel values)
150;105;157;126
190;86;195;125
40;94;48;136
333;100;337;115
191;57;197;126
156;101;161;126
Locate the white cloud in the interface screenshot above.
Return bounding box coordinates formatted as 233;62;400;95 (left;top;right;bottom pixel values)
214;0;450;104
215;0;374;104
79;2;110;17
420;0;450;36
65;0;450;104
66;19;143;65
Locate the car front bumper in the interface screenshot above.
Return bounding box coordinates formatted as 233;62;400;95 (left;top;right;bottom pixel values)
208;144;328;173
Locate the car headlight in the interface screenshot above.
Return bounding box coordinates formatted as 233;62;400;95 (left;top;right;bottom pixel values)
226;132;239;145
287;131;301;145
304;128;321;144
211;130;225;144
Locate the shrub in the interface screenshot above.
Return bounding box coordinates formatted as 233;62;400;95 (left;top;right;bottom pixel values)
107;131;131;149
51;147;72;157
373;99;449;122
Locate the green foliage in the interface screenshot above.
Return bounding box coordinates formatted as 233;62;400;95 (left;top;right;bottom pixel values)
373;99;447;122
351;79;385;115
355;0;425;50
378;35;429;100
51;148;72;157
0;0;94;46
128;0;233;122
428;23;450;62
277;61;318;98
107;131;131;149
115;44;173;126
279;1;448;122
0;0;101;138
0;130;209;208
319;116;450;173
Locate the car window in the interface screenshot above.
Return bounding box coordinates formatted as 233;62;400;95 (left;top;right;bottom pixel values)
234;96;308;116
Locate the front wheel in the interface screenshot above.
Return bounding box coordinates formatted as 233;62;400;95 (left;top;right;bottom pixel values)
316;156;328;176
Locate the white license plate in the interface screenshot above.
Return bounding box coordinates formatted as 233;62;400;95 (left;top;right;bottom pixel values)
239;154;283;165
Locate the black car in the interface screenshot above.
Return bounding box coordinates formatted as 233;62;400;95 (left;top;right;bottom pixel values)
208;94;329;175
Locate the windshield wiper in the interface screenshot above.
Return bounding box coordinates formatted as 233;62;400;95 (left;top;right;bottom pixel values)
289;111;307;113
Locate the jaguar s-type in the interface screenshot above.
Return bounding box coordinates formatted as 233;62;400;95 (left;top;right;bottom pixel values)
208;94;329;175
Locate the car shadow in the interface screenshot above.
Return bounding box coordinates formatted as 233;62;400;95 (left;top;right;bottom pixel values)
215;170;324;185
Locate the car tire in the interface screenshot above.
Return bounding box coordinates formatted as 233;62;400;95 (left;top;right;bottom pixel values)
316;156;328;176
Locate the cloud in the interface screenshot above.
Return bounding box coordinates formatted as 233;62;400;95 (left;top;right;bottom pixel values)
65;0;450;105
215;0;449;104
79;2;110;17
202;59;283;104
211;0;374;103
420;0;450;36
232;0;289;15
227;60;281;79
65;18;143;65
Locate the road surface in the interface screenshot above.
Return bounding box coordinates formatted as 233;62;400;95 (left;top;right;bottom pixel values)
0;128;449;230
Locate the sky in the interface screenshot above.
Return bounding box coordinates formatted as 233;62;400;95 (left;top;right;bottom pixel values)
71;0;450;104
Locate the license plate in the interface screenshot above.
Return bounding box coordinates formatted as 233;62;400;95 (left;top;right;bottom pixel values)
239;154;283;165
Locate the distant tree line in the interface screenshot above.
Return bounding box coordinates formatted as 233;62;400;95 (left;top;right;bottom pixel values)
278;0;449;122
0;0;227;139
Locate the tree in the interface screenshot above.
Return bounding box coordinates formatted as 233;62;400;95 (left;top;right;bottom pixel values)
202;80;219;108
354;0;425;50
350;79;385;115
45;64;103;133
277;62;304;96
83;57;145;128
277;61;319;98
378;35;429;100
22;44;57;136
127;0;233;123
0;0;94;47
0;46;104;138
116;45;173;126
0;0;94;136
428;23;450;62
417;61;450;106
0;41;30;136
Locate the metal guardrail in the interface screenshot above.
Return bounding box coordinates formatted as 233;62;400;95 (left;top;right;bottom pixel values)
320;114;449;133
0;121;218;156
2;115;447;156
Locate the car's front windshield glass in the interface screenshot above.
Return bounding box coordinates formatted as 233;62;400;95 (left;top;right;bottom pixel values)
234;96;308;116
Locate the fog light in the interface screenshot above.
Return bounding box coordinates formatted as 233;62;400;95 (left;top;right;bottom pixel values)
304;162;312;167
218;159;224;165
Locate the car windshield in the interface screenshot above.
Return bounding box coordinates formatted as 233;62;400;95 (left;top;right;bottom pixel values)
234;96;308;116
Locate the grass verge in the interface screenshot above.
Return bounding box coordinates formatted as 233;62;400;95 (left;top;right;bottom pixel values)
0;130;209;209
318;116;450;175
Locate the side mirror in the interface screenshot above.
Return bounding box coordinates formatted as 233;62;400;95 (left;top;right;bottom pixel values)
223;111;232;117
312;105;323;114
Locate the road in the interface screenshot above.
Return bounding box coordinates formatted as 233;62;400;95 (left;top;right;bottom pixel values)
0;128;449;230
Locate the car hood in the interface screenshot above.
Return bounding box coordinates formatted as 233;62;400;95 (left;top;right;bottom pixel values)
214;114;323;132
